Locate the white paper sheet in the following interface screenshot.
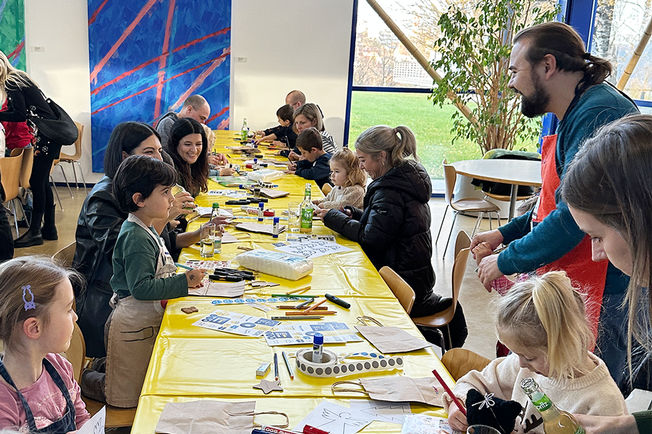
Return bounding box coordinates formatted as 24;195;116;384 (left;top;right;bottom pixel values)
264;322;363;346
348;400;412;425
77;406;105;434
193;310;279;337
295;401;373;434
273;239;352;259
189;279;245;297
400;414;452;433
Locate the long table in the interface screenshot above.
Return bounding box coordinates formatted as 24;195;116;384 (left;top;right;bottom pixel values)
131;131;454;432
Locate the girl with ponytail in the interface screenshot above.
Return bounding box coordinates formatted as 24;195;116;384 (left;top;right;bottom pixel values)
322;125;440;318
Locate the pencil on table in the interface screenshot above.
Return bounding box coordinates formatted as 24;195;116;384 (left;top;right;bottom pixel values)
282;351;294;380
286;286;311;295
302;298;327;314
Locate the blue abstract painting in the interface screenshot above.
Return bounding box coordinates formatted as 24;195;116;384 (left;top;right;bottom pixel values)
0;0;25;70
88;0;231;172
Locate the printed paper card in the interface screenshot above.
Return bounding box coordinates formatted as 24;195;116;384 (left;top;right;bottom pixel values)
264;322;363;346
274;239;352;259
193;310;280;337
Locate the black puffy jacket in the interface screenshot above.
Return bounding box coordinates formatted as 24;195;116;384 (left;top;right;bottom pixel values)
323;160;436;315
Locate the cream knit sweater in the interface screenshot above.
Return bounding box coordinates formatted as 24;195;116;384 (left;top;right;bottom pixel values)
448;352;627;433
316;185;365;210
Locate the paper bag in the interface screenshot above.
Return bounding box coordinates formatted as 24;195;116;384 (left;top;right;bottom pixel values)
355;325;431;353
155;400;255;434
332;376;444;407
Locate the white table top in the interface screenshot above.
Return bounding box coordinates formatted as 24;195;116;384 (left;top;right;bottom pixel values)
451;159;542;187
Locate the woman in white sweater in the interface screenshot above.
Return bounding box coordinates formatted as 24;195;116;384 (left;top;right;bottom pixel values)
445;271;627;433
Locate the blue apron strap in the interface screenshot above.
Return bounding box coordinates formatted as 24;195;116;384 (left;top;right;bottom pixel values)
0;358;41;432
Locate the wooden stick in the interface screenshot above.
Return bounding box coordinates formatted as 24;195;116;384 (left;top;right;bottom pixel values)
286;286;311;295
286;310;336;316
617;16;652;90
365;0;478;128
277;305;327;310
302;298;327;314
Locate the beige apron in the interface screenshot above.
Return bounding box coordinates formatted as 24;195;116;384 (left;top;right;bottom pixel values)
105;214;177;408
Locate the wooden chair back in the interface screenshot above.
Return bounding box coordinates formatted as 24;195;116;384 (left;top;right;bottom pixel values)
61;323;86;383
441;348;491;380
60;122;84;161
0;150;23;202
321;183;333;196
52;241;76;268
442;160;456;206
454;231;471;259
379;266;415;314
18;146;33;189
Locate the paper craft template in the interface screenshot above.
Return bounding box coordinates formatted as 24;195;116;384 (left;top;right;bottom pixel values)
274;239;352;259
355;325;431;354
189;279;245;297
348;400;412;425
193;310;279;337
77;406;105;434
194;206;236;217
235;222;287;235
185;260;231;270
400;414;452;434
253;379;283;394
264;322;363;346
295;401;372;434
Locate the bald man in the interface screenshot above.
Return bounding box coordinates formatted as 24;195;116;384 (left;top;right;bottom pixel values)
285;90;306;110
156;94;211;146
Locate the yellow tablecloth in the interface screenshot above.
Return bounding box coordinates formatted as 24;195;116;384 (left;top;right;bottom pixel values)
132;130;452;432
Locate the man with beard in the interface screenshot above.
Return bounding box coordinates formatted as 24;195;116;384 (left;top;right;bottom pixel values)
471;22;639;392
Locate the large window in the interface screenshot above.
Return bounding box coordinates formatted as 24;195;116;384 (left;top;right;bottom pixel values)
590;0;652;112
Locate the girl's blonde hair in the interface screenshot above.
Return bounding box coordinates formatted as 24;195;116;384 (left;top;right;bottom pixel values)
0;51;33;102
293;103;324;132
330;148;366;187
0;256;82;347
497;271;594;380
355;125;418;168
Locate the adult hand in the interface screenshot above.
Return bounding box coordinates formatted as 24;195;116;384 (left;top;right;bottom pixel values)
185;269;206;288
170;191;195;220
572;414;638;434
341;207;352;218
470;229;504;251
209;216;230;229
314;208;329;220
442;393;468;432
271;140;285;147
471;241;494;262
219;167;235;176
207;154;220;166
477;254;504;290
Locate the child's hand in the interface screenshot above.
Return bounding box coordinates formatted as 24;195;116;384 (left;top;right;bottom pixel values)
443;393;468;432
287;162;297;171
470;229;504;252
288;151;300;161
185;269;206;288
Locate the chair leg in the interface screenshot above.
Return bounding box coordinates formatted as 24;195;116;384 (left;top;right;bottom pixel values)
435;205;449;244
50;176;63;211
70;161;79;189
75;161;87;191
58;164;74;198
445;324;453;350
9;201;19;237
442;212;458;259
471;212;484;237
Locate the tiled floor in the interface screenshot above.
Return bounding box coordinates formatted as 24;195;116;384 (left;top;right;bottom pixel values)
12;186;500;360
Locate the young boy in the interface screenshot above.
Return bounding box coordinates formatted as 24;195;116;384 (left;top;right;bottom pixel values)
289;127;332;188
255;104;297;153
82;155;205;408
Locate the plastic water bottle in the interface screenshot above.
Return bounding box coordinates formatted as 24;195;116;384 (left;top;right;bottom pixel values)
241;118;248;141
211;202;222;254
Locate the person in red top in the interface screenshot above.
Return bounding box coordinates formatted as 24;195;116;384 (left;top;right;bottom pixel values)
1;100;32;154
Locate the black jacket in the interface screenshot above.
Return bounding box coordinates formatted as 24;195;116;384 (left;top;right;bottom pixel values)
323;160;436;314
72;176;176;357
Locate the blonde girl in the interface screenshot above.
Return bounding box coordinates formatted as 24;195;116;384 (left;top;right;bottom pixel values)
0;256;90;432
313;148;366;211
292;103;336;156
446;271;626;433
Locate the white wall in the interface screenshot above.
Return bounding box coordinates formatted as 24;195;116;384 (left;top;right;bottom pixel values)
23;0;354;184
231;0;354;148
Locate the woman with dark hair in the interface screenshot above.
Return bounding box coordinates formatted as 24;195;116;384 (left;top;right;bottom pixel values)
165;118;209;197
73;122;223;358
560;114;652;433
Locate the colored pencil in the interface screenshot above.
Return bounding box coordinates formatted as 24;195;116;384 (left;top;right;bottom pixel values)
270;315;323;320
287;286;311;294
276;305;327;310
174;262;193;270
302;298;327;313
271;294;315;299
281;351;294;380
432;369;466;416
286;310;336;316
273;353;279;381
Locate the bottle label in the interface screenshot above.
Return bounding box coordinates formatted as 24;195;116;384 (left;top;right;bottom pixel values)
300;207;313;230
531;392;552;412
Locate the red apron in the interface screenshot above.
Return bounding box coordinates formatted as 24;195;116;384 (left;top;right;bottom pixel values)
532;134;607;340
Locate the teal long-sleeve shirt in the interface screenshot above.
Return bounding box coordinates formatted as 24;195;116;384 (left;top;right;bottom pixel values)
496;83;638;291
110;220;187;300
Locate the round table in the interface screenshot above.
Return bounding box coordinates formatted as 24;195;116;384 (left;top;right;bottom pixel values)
451;159;542;221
